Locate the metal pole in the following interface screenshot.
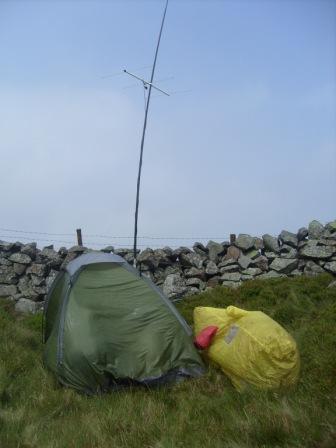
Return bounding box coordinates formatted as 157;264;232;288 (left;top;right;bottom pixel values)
133;0;169;265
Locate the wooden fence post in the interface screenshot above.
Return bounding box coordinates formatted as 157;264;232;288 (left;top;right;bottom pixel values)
230;234;236;244
76;228;83;246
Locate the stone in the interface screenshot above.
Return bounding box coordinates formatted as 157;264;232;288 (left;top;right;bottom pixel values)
245;248;259;259
8;252;32;265
0;241;14;251
162;246;174;257
297;227;308;241
297;259;306;271
184;267;205;280
137;249;157;270
114;248;133;258
13;293;24;301
308;220;324;239
0;257;11;266
298;240;307;250
258;271;285;280
269;258;298;274
58;247;68;257
264;251;277;261
235;234;255;251
172;247;192;258
253;238;264;251
303;261;325;277
20;243;37;259
221;241;232;249
33;285;47;296
138;262;151;272
39;247;63;268
242;267;262;276
0;266;18;284
60;252;78;269
13;263;27;276
0;284;18;297
153;249;172;267
220;272;242;282
241;274;254;281
324;261;336;275
279;245;298;259
206;241;225;263
101;246;115;253
68;245;87;253
238;255;252;270
179;252;205;270
18;278;40;301
162;248;177;263
218;258;238;268
207;276;221;288
186;278;205;290
327;280;336;288
15;298;39;314
162;274;188;300
321;230;333;240
205;261;218;276
300;241;334;259
289;269;302;277
325;221;336;233
279;230;298;248
141;271;155;282
221;281;242;289
124;253;134;265
27;263;47;277
186;287;200;297
262;234;280;252
251;255;268;271
46;270;58;289
193;242;208;256
31;275;46;287
318;238;336;246
164;265;182;277
220;264;240;274
153;268;166;284
223;245;241;261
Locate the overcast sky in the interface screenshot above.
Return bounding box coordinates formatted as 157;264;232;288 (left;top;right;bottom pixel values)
0;0;335;249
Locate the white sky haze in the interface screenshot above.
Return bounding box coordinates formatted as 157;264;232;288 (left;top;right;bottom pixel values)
0;0;335;249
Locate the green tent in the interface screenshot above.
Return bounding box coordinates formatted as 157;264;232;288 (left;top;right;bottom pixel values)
43;252;204;394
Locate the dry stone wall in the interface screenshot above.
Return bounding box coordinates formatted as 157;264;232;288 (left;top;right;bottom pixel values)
0;219;335;313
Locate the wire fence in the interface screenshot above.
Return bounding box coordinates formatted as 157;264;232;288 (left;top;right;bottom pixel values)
0;227;230;250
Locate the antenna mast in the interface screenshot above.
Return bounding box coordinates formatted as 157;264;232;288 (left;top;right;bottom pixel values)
132;0;169;265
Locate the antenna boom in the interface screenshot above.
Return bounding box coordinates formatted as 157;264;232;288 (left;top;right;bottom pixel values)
123;69;170;96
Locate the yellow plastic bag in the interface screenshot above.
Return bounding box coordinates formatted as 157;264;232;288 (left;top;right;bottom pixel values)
194;306;300;390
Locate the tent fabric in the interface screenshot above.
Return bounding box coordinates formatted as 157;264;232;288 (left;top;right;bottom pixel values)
43;253;204;394
64;251;126;277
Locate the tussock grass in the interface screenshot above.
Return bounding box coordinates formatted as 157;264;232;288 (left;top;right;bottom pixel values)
0;274;335;447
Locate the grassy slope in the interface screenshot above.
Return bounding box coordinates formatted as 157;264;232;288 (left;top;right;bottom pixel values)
0;274;335;448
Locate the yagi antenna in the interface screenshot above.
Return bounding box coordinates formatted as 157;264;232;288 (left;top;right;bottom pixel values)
131;0;170;266
123;70;170;96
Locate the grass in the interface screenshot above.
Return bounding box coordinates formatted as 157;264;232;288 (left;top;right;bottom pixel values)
0;274;335;448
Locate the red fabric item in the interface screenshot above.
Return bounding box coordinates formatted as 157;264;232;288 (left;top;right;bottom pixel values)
194;326;219;350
